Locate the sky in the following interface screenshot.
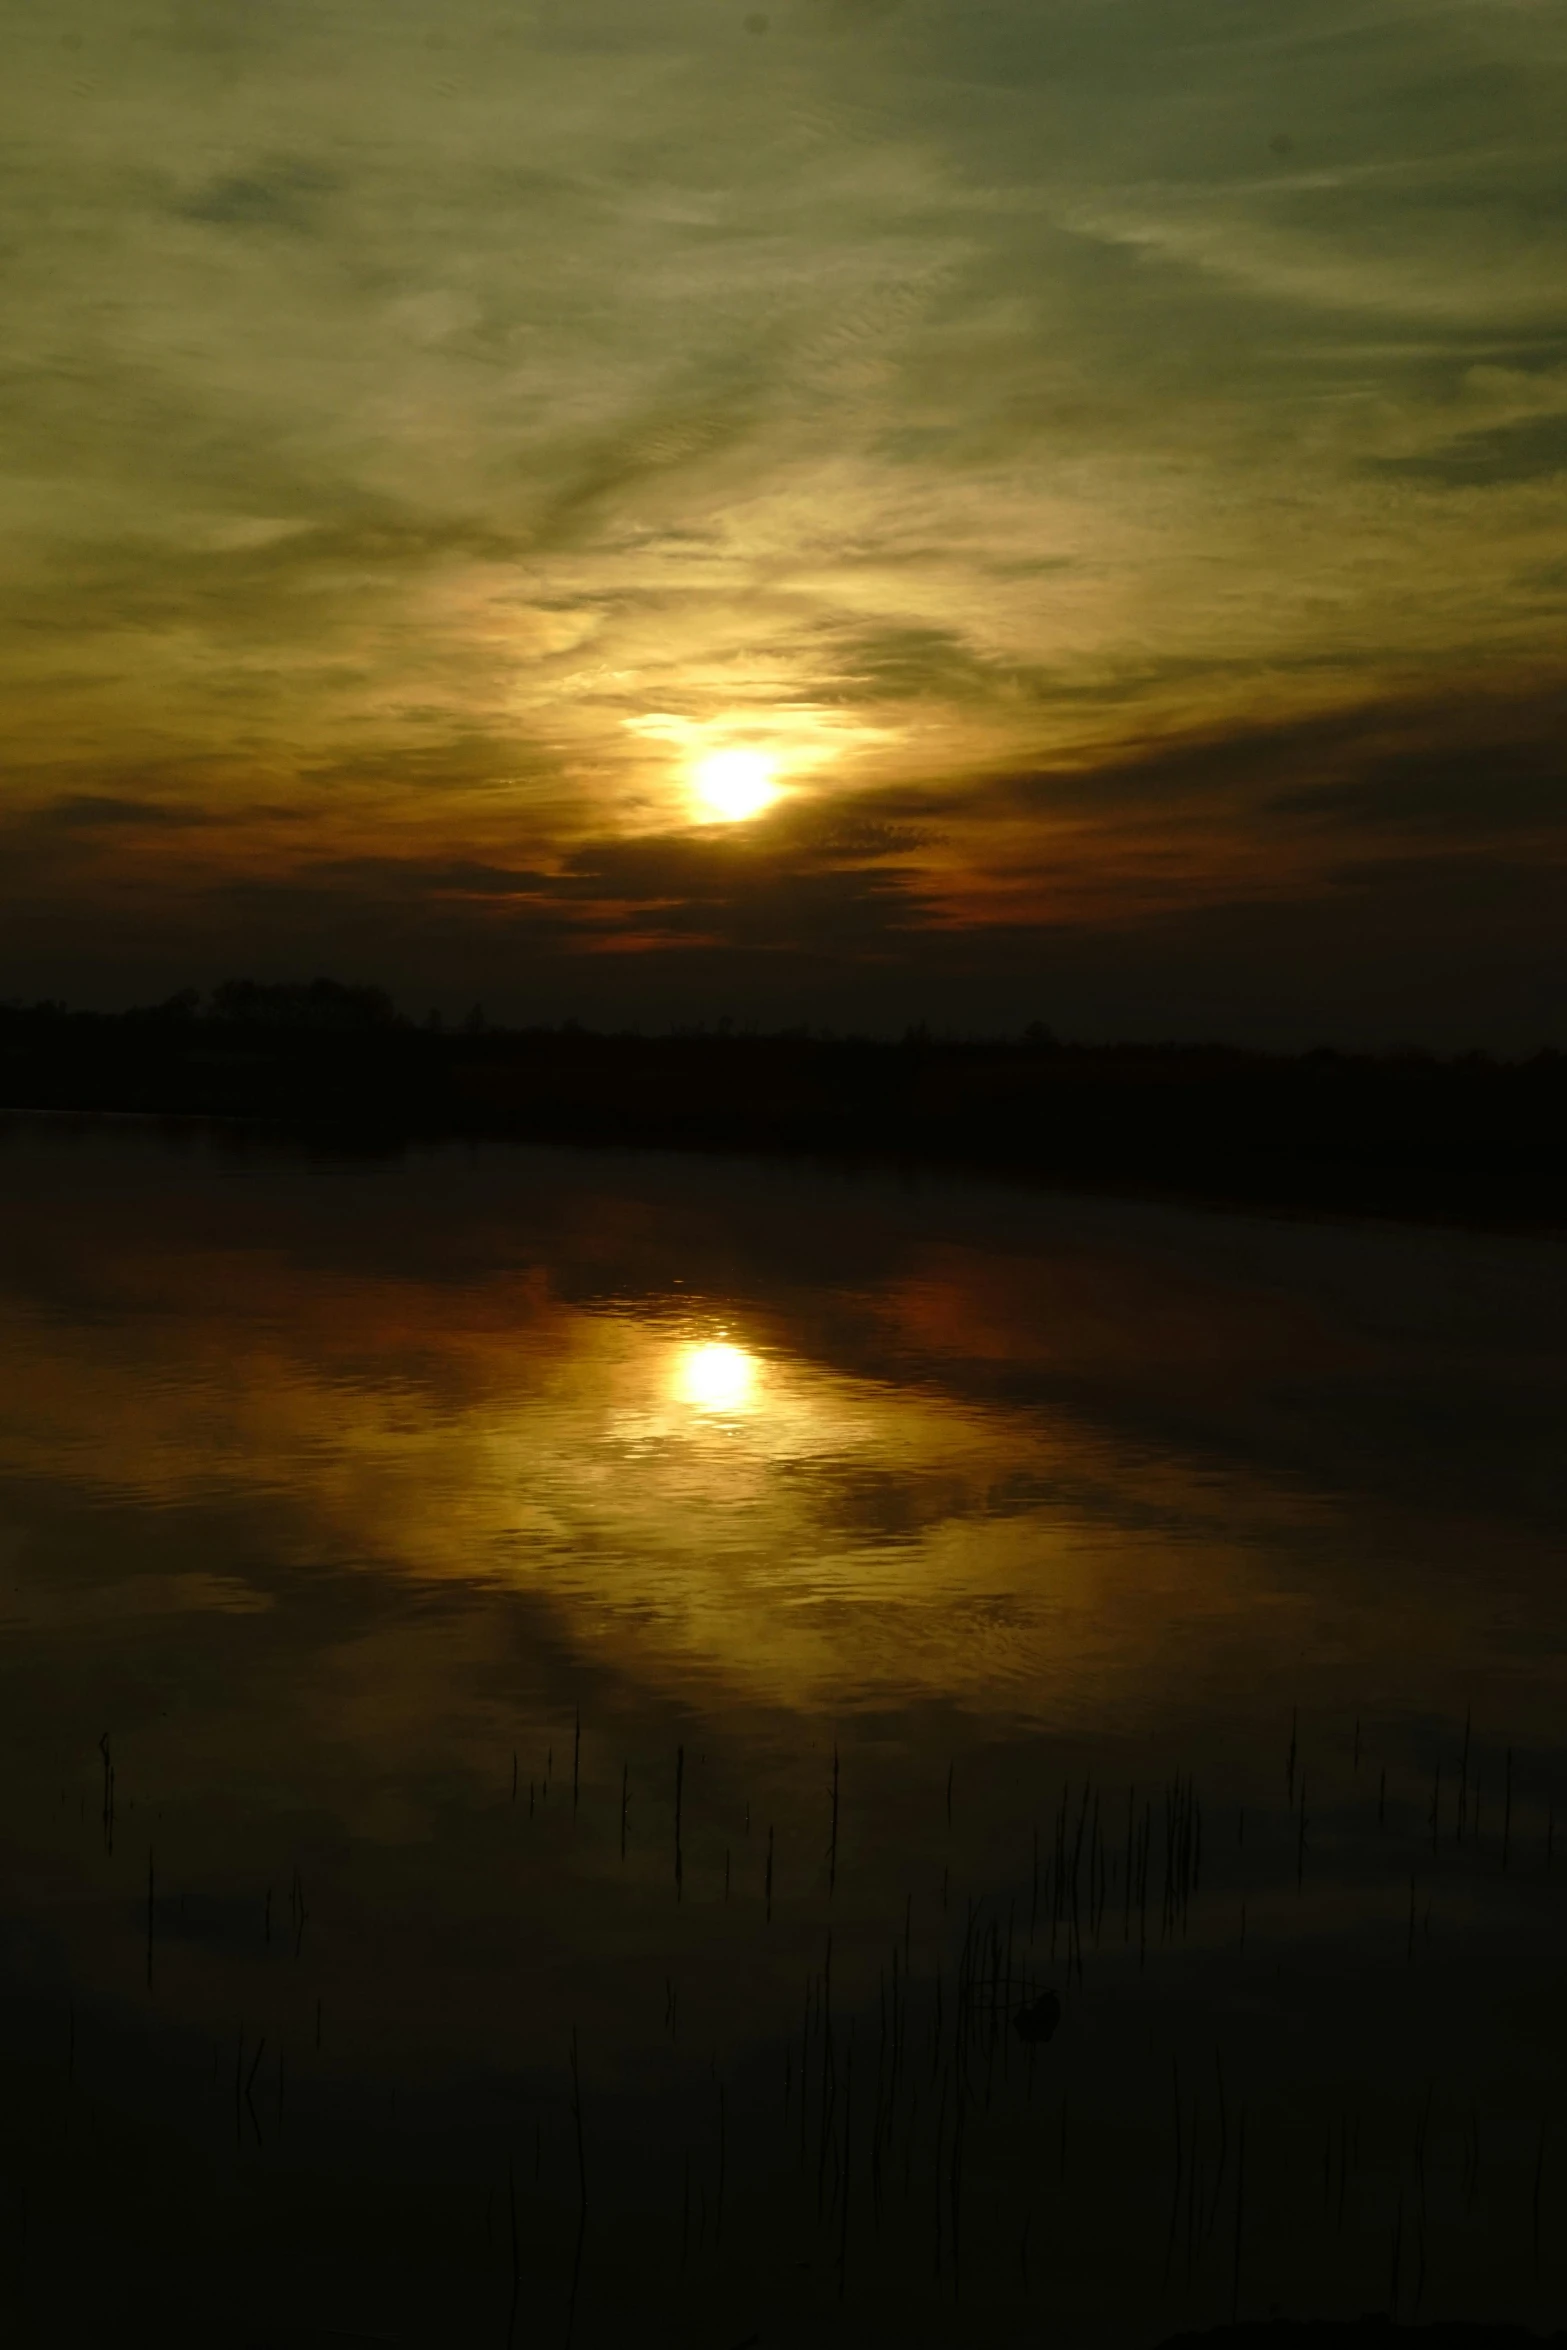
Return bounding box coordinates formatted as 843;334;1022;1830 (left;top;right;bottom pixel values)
3;0;1565;1044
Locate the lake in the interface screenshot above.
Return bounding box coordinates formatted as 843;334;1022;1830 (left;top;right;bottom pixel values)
1;1115;1564;2347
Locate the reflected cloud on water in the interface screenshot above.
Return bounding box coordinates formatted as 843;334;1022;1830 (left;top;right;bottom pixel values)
0;1228;1312;1718
0;1123;1563;1735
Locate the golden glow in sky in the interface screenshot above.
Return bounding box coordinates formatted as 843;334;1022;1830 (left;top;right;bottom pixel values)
676;1337;759;1414
690;749;779;825
3;0;1565;1042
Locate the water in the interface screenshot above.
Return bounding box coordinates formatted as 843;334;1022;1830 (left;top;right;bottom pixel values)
1;1115;1565;2347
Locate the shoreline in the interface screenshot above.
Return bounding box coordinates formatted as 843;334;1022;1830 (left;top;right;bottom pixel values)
3;1011;1564;1233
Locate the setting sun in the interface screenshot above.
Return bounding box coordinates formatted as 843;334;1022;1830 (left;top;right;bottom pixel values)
691;748;778;824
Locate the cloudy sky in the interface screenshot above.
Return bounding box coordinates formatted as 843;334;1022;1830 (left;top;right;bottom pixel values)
4;0;1565;1041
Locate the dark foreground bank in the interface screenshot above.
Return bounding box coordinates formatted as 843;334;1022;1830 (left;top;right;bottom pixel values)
1163;2329;1567;2350
3;988;1565;1225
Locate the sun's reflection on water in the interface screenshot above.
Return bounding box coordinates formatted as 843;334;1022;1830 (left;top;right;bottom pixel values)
673;1337;759;1417
11;1137;1560;1737
0;1250;1294;1712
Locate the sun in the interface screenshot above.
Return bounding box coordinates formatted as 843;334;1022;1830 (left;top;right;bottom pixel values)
691;747;779;824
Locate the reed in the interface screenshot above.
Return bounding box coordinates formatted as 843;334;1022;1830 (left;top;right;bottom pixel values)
565;2025;587;2349
1209;2048;1229;2249
1051;1782;1066;1961
1184;2096;1202;2286
947;2072;965;2302
506;2156;519;2350
1163;2056;1184;2291
829;1746;840;1899
1297;1779;1308;1890
1070;1781;1089;1981
932;2070;947;2282
40;1684;1567;2341
1230;2107;1246;2322
871;1971;887;2227
1088;1791;1102;1947
837;2042;852;2300
817;1932;837;2219
1459;1706;1472;1839
244;2034;265;2148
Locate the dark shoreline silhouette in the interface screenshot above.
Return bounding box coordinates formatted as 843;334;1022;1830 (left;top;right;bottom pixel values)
3;983;1564;1228
1160;2328;1567;2350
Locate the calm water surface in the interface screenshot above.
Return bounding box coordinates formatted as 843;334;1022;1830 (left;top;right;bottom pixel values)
1;1118;1565;2347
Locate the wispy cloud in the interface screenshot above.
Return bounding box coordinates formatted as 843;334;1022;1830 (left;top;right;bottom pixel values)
2;0;1565;1036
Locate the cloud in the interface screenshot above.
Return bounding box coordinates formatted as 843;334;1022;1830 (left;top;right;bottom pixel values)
1371;409;1567;488
821;621;1066;707
20;795;208;834
1265;725;1567;838
176;157;342;235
